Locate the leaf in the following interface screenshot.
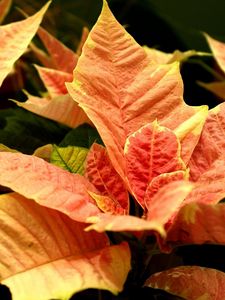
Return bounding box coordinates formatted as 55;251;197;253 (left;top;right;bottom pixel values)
0;1;50;87
185;159;225;205
189;102;225;181
124;121;185;208
67;0;206;179
145;266;225;300
76;26;89;56
0;107;68;154
0;193;131;299
33;144;53;161
0;0;11;24
86;181;193;235
37;26;78;73
13;93;91;128
60;123;102;148
205;33;225;74
35;65;73;97
0;152;101;222
164;202;225;248
50;145;89;175
85;143;129;213
198;80;225;100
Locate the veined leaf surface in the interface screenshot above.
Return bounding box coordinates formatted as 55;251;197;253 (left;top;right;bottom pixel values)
13;93;91;128
125;121;185;207
145;266;225;300
0;193;131;299
86;143;129;213
38;26;78;73
67;0;207;179
35;65;73;97
0;152;101;222
51;145;89;175
0;2;50;87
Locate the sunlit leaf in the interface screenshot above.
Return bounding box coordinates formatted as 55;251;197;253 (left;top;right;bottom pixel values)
37;26;78;73
164;202;225;248
67;0;206;179
35;65;73;97
0;152;100;222
86;143;129;213
86;181;193;235
13;93;91;128
0;0;11;24
0;193;131;299
0;1;50;87
145;266;225;300
189;102;225;181
33;144;53;161
51;145;88;175
205;33;225;74
124;121;185;208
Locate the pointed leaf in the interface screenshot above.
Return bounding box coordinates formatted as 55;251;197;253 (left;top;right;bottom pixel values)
0;152;101;222
198;80;225;100
145;266;225;300
0;193;131;299
50;145;89;175
165;202;225;248
125;121;185;208
67;0;206;179
35;65;73;97
189;102;225;181
33;144;53;161
0;0;11;24
205;33;225;74
76;26;89;56
86;143;129;213
0;2;50;87
13;93;91;128
86;181;192;235
38;26;78;73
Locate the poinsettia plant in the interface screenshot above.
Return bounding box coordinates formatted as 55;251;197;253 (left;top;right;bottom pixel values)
1;0;225;299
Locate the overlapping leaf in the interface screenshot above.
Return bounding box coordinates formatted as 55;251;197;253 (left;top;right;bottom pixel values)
205;33;225;74
13;93;91;128
0;2;50;87
86;143;129;214
124;121;185;208
51;145;88;175
67;0;207;179
145;266;225;300
86;181;193;235
0;0;11;24
0;193;131;299
37;26;78;73
189;102;225;181
198;81;225;101
164;202;225;248
0;152;101;222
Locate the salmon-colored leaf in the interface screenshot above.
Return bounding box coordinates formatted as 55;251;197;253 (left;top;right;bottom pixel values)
0;2;50;87
76;26;89;56
67;1;206;179
35;65;73;97
189;102;225;181
38;26;78;73
0;193;131;299
86;181;192;235
0;152;101;222
0;0;11;24
125;121;185;207
51;145;89;175
205;33;225;74
145;266;225;300
165;202;225;247
13;93;91;128
86;143;129;213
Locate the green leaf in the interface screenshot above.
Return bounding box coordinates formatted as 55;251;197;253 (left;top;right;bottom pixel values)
50;145;89;175
0;108;69;154
60;123;103;148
